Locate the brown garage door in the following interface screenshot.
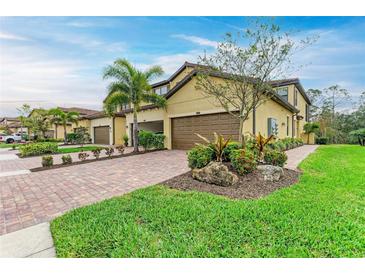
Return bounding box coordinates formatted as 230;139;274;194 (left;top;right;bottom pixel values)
172;112;240;150
94;126;110;145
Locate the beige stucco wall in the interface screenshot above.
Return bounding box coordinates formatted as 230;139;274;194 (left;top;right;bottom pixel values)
114;116;126;145
51;124;73;139
72;119;91;132
169;66;194;89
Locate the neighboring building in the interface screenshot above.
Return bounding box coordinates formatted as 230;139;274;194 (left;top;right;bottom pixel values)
0;117;27;134
110;62;312;149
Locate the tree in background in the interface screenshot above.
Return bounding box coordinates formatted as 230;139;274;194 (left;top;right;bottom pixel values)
49;108;80;144
16;104;31;139
196;18;316;145
25;109;51;139
102;58;166;152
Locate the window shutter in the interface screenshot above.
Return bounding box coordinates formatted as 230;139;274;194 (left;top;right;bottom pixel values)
268;118;272;136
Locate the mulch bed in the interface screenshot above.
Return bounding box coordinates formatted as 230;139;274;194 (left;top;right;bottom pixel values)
30;149;166;172
162;165;300;200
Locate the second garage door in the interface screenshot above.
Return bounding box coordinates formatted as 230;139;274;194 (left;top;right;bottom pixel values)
94;126;110;145
172;112;240;150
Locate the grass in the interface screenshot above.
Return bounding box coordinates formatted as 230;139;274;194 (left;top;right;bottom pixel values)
51;145;365;258
57;146;102;153
0;143;22;148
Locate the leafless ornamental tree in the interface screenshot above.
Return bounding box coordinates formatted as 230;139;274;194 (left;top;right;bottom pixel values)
196;19;316;145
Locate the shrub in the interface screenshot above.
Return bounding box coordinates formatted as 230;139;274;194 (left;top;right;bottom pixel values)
187;145;214;169
66;133;78;144
222;141;242;161
196;132;231;162
41;155;53;167
138;130;165;150
230;149;257;175
61;154;72;165
92;147;102;159
123;134;129;146
316;136;329;145
34;138;61;143
115;145;125;154
104;147;114;157
264;149;288;167
12;144;16;150
19;142;58;157
78;152;89;161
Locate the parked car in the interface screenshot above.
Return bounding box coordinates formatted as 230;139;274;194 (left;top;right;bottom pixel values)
0;133;22;143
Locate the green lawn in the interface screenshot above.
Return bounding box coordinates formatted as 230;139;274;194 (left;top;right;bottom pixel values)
51;145;365;258
0;143;22;148
57;146;102;154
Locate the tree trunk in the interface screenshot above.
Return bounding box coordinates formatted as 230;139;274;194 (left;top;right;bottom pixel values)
133;109;139;152
64;124;67;144
238;118;245;147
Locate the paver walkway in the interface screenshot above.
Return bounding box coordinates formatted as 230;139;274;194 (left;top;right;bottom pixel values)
0;146;134;174
285;145;319;170
0;150;188;235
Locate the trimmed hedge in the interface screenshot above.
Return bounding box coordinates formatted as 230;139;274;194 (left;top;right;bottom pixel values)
19;142;58;157
138;130;165;150
230;149;257;175
187;145;214;169
316;137;329;145
264;149;288;167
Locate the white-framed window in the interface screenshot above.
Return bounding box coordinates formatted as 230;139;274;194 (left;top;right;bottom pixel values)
268;118;279;136
154;85;168;95
276;87;289;101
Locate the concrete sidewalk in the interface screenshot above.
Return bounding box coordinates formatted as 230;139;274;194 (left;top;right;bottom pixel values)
285;145;319;170
0;222;55;258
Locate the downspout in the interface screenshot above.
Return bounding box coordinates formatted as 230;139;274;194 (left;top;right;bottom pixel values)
252;106;256;135
112;116;115;145
292;114;295;138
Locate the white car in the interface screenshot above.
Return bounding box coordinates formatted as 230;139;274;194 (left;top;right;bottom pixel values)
0;133;22;143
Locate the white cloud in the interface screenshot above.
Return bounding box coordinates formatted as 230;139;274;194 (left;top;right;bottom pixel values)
172;34;218;48
0;31;30;41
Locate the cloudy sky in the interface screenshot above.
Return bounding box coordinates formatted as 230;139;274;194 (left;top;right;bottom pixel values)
0;16;364;116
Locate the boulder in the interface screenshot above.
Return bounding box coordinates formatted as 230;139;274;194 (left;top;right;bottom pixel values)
192;161;239;187
257;165;284;182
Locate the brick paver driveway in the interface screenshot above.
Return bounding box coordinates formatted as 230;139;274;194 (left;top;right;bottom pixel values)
0;150;188;235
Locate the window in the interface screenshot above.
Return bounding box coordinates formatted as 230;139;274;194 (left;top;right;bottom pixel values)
294;88;298;106
267;118;278;136
154;85;168;95
121;103;130;110
287;116;290;136
276;87;288;101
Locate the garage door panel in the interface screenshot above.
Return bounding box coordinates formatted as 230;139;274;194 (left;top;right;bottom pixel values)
172;112;239;150
94;126;110;145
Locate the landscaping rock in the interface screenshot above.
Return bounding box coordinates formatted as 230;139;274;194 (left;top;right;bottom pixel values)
192;161;239;187
257;165;284;182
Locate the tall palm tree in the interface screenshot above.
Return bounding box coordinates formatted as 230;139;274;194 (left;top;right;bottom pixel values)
103;58;166;152
49;108;79;144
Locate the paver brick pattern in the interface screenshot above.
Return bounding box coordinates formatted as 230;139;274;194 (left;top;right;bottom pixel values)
0;150;188;235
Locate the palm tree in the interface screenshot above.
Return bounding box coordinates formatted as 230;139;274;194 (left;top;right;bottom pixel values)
303;122;320;144
49;108;79;144
103;58;166;152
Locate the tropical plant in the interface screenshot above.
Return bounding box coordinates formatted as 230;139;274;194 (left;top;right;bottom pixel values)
254;133;275;161
102;58;166;152
48;108;80;144
222;141;243;161
123;134;129;146
196;132;231;162
25;109;51;139
303;122;320;144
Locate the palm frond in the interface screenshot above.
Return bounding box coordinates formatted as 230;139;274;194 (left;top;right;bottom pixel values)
144;65;164;81
141;92;167;108
103;91;130;116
